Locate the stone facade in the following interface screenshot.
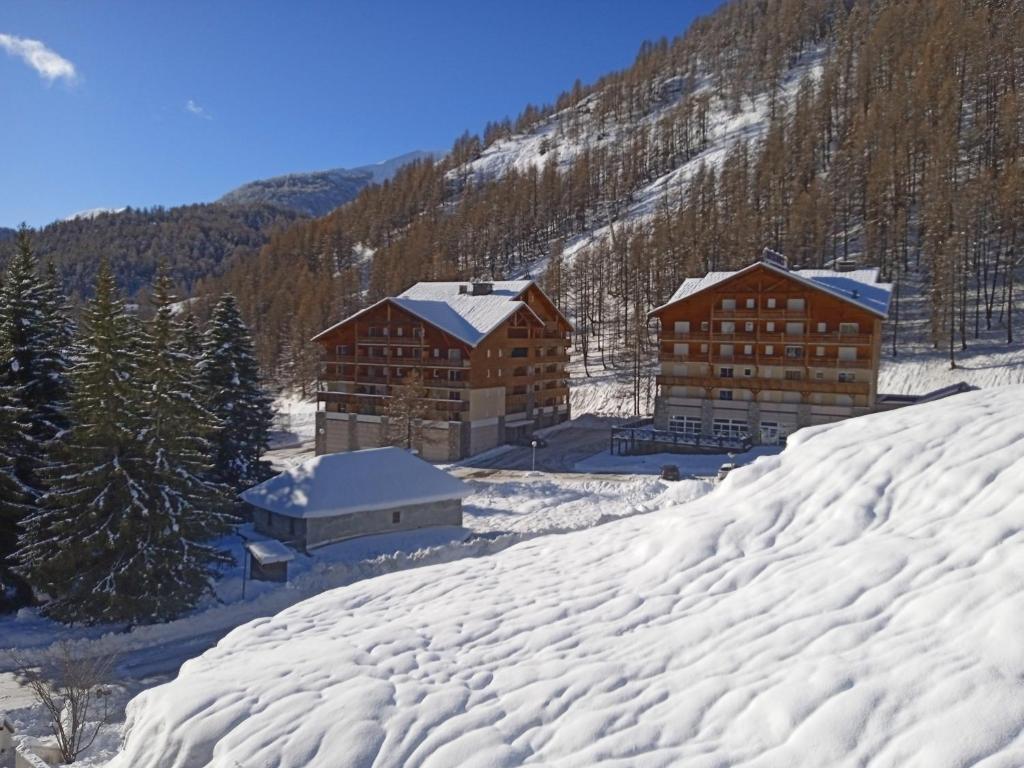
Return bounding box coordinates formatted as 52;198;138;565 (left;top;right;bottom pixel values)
252;498;463;552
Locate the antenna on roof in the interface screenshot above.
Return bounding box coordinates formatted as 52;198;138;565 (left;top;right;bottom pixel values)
761;247;788;270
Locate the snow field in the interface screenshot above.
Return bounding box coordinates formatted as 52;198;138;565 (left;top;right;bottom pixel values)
109;386;1024;767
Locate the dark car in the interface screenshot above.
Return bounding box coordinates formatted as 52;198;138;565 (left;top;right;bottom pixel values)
660;464;681;481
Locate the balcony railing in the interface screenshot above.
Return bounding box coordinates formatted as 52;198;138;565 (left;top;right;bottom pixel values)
657;373;869;396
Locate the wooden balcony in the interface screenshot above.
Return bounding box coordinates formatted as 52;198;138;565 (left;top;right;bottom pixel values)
657;374;870;396
322;354;470;369
318;390;469;415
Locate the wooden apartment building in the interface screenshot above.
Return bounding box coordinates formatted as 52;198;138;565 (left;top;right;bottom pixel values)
649;252;892;444
312;280;572;461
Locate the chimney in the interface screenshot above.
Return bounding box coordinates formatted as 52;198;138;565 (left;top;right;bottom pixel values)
471;282;493;296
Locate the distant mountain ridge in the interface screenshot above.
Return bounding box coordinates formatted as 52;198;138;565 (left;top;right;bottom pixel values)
0;227;15;242
217;150;439;217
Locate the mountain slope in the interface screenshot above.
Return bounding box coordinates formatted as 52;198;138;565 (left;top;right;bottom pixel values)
109;386;1024;767
0;203;302;301
208;0;1024;397
218;150;438;216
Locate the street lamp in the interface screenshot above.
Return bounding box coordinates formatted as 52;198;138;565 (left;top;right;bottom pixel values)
531;439;538;472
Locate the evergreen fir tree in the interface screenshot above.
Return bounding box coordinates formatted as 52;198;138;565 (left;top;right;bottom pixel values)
16;263;228;624
0;380;33;609
35;261;75;440
200;294;275;494
0;227;48;495
138;267;234;566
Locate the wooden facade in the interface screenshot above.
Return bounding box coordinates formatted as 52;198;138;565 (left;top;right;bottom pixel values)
649;262;888;444
313;282;571;461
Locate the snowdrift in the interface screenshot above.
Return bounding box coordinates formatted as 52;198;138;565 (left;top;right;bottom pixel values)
110;386;1024;768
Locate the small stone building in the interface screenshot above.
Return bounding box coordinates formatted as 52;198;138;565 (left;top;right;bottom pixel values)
240;447;470;551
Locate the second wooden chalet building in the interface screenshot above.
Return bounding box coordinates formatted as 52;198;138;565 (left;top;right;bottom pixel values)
312;280;572;461
649;251;892;444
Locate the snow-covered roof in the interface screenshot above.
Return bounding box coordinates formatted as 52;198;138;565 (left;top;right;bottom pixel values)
653;262;892;317
312;280;543;347
245;539;295;565
240;448;470;519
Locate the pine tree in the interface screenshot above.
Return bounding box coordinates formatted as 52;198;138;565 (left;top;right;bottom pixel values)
200;294;274;494
0;380;33;609
0;227;48;496
16;263;228;624
136;268;234;596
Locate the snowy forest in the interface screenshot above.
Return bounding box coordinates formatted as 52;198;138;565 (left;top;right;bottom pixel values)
0;229;275;622
194;0;1024;395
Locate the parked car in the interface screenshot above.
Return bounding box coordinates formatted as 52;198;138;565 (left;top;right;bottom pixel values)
660;464;681;482
716;462;737;482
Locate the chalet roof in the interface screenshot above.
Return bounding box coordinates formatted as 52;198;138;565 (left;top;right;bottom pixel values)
652;262;892;318
312;280;544;347
240;447;470;520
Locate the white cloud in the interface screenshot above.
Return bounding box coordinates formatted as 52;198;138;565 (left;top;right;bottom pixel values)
0;33;76;84
185;99;212;120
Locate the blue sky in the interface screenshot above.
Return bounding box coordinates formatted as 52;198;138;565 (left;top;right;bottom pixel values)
2;1;724;226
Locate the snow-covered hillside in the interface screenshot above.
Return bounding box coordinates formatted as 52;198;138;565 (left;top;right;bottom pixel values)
109;385;1024;767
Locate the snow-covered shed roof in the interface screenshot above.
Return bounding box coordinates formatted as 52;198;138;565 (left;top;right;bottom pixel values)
312;280;544;348
245;539;295;565
652;262;892;317
240;448;470;519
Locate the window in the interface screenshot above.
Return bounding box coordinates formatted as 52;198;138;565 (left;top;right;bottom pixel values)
674;320;691;334
785;346;803;359
766;298;777;309
720;367;734;378
787;298;806;311
743;368;753;377
765;345;775;356
673;343;689;357
785;370;803;380
766;322;776;332
838;347;857;361
433;348;441;358
746;298;755;309
392;511;402;524
288;518;296;536
336;345;351;357
510;347;529;358
785;322;805;336
838;372;857;382
396;326;404;337
722;298;737;310
719;390;734;401
713;418;747;438
817;322;827;333
700;343;709;353
815;371;825;380
449;349;462;362
668;416;701;436
745;321;754;332
395;347;403;357
721;321;736;334
700;321;710;331
486;349;492;358
498;369;503;377
839;322;859;334
719;344;734;358
743;344;753;356
816;346;825;357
